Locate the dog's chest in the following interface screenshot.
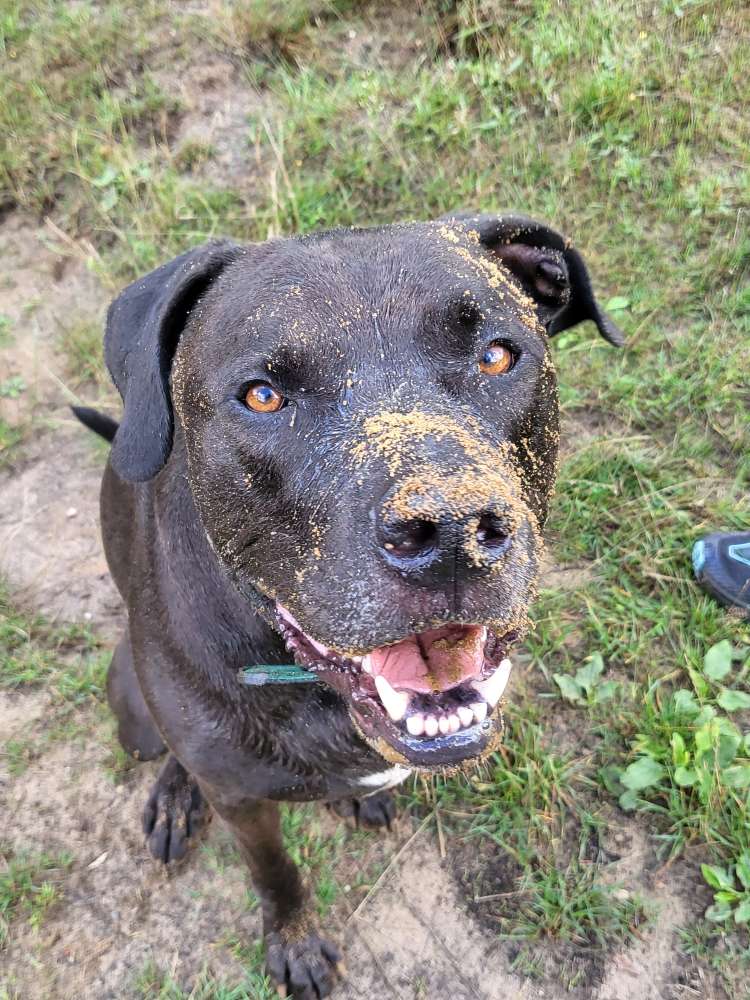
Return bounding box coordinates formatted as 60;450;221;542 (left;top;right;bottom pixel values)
356;765;412;796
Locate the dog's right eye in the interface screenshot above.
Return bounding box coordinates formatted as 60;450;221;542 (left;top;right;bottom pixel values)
479;341;515;376
244;382;286;413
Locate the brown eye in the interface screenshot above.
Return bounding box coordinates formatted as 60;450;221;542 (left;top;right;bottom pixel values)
479;342;514;376
244;381;285;413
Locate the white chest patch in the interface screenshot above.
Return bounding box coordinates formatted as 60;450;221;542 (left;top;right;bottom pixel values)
358;765;412;794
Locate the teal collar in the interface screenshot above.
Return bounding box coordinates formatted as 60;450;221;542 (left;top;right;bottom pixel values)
239;664;319;686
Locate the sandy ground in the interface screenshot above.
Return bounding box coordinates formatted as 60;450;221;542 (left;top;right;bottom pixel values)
0;24;723;1000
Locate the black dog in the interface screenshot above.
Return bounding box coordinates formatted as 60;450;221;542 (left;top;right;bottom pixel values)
74;213;621;998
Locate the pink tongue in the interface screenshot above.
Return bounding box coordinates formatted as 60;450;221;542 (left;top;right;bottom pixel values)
369;625;486;694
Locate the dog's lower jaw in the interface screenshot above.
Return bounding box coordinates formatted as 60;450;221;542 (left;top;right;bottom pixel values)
353;708;506;773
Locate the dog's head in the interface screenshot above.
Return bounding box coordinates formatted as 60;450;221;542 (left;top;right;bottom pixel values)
105;215;621;769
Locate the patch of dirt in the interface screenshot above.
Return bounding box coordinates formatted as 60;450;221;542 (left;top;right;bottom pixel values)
152;53;269;193
331;3;436;73
0;213;109;426
0;431;122;635
0;214;121;635
2;710;258;999
0;686;49;734
559;409;635;461
340;838;534;999
0;689;50;787
0;697;537;1000
0;698;723;1000
595;816;691;1000
538;550;596;592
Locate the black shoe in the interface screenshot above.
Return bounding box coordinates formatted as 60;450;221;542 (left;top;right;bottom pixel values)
692;532;750;614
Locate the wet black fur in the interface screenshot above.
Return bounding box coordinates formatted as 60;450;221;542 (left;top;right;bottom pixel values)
74;213;620;998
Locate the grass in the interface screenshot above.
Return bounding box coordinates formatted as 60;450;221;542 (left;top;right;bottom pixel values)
404;706;647;962
0;315;13;347
0;1;174;215
0;844;72;947
0;417;22;467
59;319;109;391
0;584;104;695
134;951;276;1000
594;641;750;858
1;584;109;775
0;0;749;994
681;919;750;999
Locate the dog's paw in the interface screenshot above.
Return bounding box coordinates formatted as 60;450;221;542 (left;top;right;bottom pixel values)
329;789;397;830
266;928;341;999
142;755;209;864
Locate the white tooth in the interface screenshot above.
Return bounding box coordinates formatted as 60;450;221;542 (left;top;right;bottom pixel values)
471;658;512;707
438;716;451;735
424;715;439;737
471;702;487;724
374;675;409;722
362;655;372;674
448;714;461;734
406;714;425;736
457;706;474;728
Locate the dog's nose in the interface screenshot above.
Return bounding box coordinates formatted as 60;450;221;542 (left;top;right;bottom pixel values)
376;489;512;580
474;512;511;550
378;516;440;559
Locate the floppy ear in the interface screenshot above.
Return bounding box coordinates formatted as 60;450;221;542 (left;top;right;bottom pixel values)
105;240;243;483
440;212;624;346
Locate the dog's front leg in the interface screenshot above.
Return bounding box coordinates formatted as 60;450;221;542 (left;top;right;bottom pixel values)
213;797;341;998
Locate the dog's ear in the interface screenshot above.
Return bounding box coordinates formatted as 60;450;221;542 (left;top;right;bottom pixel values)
440;212;623;346
105;240;243;483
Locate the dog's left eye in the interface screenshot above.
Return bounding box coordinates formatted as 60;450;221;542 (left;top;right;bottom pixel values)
244;382;286;413
479;341;515;376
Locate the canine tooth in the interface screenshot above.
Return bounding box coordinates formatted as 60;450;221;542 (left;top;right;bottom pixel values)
374;675;409;722
471;658;512;707
448;714;461;734
457;706;474;728
438;716;451;735
362;655;372;674
424;715;439;737
406;714;425;736
471;702;487;724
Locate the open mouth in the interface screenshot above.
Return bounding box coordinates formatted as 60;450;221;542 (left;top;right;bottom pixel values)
275;604;516;767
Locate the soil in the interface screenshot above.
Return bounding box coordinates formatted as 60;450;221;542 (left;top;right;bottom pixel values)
0;19;727;1000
